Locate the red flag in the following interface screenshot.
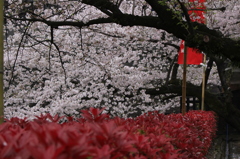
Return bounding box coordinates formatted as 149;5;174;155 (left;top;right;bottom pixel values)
177;41;203;65
177;0;206;65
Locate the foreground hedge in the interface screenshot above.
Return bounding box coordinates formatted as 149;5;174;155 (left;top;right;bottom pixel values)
0;108;217;159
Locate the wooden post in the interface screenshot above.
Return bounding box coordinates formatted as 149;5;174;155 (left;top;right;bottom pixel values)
182;44;187;115
0;0;4;124
201;54;206;110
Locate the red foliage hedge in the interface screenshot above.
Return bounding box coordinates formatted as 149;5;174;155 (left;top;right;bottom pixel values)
0;108;217;159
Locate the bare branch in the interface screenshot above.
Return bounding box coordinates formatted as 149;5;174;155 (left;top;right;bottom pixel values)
52;42;67;84
165;55;178;86
176;0;194;35
8;22;32;88
81;0;123;17
188;7;226;12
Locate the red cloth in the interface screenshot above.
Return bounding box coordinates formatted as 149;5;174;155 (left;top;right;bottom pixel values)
177;0;206;65
177;41;203;65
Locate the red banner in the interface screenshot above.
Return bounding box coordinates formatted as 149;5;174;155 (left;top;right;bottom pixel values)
177;41;203;65
177;0;206;65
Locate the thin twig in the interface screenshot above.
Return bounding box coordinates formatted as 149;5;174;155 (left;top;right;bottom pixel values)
176;0;194;35
52;42;67;85
165;55;178;86
79;28;83;51
8;22;31;88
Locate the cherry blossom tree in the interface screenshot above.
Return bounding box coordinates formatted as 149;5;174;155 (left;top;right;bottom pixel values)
4;0;240;131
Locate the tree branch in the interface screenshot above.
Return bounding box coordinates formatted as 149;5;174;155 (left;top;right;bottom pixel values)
188;7;226;12
176;0;194;35
5;1;240;64
51;42;67;85
8;22;31;89
81;0;123;17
